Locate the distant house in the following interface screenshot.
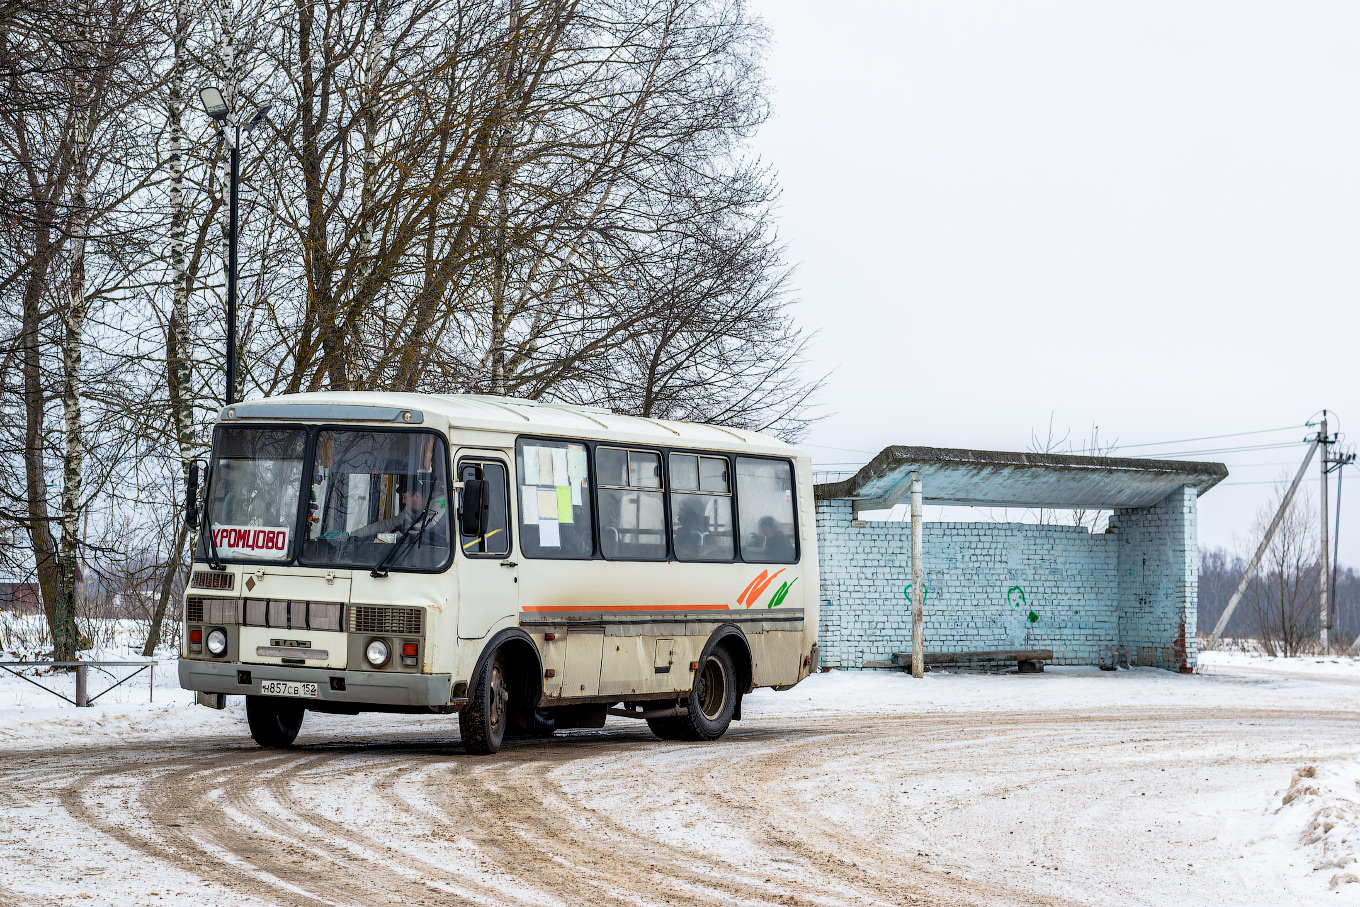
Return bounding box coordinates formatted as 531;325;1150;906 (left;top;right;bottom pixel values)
0;576;42;614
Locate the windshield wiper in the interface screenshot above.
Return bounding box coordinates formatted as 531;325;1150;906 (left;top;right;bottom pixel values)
202;514;226;570
369;507;433;578
201;484;225;571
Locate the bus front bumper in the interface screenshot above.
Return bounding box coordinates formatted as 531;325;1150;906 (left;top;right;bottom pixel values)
178;659;456;708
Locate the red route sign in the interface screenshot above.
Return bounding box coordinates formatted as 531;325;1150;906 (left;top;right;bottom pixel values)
211;525;290;559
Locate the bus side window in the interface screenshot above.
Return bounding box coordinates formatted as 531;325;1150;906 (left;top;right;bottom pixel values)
598;447;666;560
669;453;733;562
459;461;510;556
516;439;594;558
736;457;797;564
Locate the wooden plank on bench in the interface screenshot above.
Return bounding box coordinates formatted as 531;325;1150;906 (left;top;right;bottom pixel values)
890;649;1054;671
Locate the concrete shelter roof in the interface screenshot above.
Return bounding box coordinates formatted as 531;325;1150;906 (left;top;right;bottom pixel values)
814;446;1228;510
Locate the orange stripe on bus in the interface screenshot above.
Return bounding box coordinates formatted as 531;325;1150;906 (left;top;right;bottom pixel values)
521;604;731;612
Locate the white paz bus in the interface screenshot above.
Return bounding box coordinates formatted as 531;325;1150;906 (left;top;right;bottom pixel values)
178;393;820;754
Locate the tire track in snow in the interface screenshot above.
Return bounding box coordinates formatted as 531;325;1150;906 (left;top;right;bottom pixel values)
3;703;1353;905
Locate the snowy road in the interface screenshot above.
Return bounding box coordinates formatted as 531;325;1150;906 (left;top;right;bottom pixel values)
1;656;1358;906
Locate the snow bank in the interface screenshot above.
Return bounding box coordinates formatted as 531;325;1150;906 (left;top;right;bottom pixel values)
0;618;214;747
1243;761;1360;894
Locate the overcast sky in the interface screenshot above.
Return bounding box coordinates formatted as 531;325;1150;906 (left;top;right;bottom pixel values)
749;0;1360;563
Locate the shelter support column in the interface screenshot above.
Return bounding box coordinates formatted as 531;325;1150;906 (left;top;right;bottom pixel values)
1110;485;1199;672
910;471;924;678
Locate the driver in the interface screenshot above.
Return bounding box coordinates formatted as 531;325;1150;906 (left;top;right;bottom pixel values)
350;475;442;540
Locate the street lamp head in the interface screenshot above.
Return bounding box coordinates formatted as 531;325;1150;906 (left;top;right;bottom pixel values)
199;87;229;122
243;101;273;134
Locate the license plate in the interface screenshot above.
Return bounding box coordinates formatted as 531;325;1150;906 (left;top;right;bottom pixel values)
259;680;318;699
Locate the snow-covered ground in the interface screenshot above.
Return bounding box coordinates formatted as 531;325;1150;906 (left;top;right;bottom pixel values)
0;618;202;747
0;648;1358;905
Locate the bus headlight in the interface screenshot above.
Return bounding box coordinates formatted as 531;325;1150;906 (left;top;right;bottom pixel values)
365;638;390;667
206;628;228;656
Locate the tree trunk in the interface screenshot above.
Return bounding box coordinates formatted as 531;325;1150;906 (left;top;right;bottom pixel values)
346;9;384;390
20;227;64;654
143;521;190;657
54;12;95;661
145;0;195;658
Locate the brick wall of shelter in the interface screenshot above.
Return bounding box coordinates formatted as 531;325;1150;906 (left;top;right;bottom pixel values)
815;486;1199;672
1108;485;1198;672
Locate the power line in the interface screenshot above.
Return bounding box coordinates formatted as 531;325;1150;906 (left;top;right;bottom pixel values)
1111;424;1303;451
1217;454;1360;487
1220;478;1326;487
1134;441;1306;459
801;442;876;455
811;427;1313;469
808;423;1306;460
815;441;1308;469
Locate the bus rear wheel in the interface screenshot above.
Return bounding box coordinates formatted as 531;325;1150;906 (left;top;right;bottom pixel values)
648;647;737;742
245;695;305;748
460;653;511;755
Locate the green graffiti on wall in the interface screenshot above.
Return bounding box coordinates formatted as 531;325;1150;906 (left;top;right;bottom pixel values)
903;584;929;604
1007;585;1039;624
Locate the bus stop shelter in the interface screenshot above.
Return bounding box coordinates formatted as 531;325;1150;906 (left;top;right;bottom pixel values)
813;446;1227;673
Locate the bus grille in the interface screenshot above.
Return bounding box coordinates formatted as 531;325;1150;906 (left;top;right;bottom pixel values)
190;571;234;591
185;598;237;624
241;599;343;631
350;606;423;636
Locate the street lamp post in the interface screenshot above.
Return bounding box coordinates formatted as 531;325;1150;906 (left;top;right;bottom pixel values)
199;87;271;407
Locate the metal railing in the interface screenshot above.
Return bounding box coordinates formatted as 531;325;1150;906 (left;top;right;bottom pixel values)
0;660;156;707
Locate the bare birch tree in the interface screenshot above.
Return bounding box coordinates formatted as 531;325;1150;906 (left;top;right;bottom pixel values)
3;0;818;659
0;0;165;658
1244;480;1321;657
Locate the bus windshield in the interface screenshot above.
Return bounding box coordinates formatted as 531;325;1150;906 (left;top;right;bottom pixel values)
198;426;451;571
301;429;450;571
201;427;307;561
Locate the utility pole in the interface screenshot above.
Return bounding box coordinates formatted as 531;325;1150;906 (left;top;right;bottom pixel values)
1210;438;1319;648
1331;444;1355;645
1321;412;1331;655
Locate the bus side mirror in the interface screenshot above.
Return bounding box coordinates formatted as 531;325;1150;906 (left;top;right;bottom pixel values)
460;478;486;538
185;461;201;531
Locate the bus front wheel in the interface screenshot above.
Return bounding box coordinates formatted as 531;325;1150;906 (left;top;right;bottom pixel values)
245;695;305;748
460;653;511;755
648;647;737;742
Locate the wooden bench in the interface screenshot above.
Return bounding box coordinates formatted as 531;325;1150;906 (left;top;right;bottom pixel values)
868;649;1055;673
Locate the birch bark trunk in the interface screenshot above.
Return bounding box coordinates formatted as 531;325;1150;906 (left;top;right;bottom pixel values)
54;4;95;661
213;0;240;403
144;0;195;657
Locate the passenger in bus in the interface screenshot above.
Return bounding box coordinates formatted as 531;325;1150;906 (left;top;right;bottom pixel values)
756;515;794;562
349;475;442;540
674;497;710;559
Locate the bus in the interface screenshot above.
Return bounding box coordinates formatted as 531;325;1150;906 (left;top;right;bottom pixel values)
178;393;820;754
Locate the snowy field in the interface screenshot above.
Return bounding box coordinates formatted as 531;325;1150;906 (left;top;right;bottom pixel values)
0;650;1357;905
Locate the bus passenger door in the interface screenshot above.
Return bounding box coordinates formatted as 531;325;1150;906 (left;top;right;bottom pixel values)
456;454;517;639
